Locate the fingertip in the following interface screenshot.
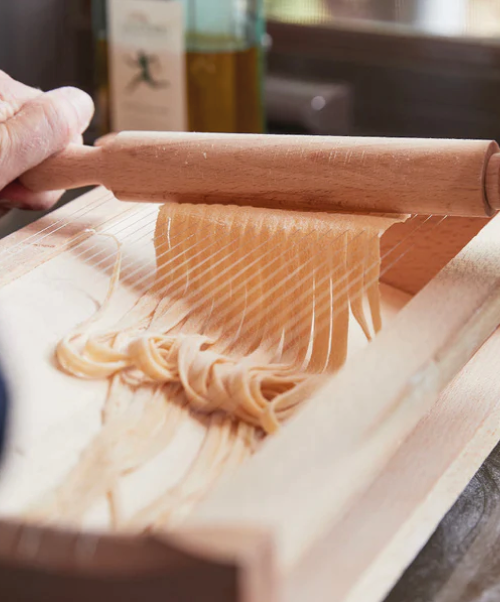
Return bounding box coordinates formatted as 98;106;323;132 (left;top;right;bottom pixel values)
0;86;95;190
45;86;95;135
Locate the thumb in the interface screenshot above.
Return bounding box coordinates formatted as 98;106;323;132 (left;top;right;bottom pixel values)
0;86;94;190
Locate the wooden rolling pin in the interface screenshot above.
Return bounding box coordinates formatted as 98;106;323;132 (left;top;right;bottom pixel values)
19;132;500;217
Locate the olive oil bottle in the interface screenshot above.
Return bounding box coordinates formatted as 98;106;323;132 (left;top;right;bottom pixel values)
92;0;264;134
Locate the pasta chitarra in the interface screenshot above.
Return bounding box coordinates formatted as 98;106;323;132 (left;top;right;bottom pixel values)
27;203;405;528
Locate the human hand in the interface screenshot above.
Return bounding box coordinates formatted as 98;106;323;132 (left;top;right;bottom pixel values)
0;71;94;212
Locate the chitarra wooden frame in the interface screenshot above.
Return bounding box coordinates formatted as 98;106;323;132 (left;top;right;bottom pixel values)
1;185;500;602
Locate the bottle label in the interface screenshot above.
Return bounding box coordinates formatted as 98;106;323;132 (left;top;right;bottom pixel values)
107;0;186;132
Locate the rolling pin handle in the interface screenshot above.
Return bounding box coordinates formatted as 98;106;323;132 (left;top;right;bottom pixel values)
19;144;103;193
486;153;500;214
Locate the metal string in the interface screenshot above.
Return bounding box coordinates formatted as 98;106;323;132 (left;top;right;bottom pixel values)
54;212;435;385
50;212;427;343
80;213;423;317
255;216;447;369
0;189;116;261
123;215;427;335
4;202;435;363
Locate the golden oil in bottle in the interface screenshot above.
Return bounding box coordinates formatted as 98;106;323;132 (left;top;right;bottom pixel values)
186;37;264;133
185;1;265;134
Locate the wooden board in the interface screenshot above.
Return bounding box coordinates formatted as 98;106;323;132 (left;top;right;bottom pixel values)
0;187;406;529
386;436;500;602
381;216;487;295
1;187;500;602
303;328;500;602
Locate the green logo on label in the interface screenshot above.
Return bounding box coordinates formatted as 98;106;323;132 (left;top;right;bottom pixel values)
125;51;170;93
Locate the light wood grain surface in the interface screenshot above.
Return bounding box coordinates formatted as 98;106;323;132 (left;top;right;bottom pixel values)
1;188;500;602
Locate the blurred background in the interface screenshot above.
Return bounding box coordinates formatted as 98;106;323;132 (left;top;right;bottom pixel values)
2;0;500;235
0;0;499;246
2;3;500;601
2;0;500;139
1;3;500;255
